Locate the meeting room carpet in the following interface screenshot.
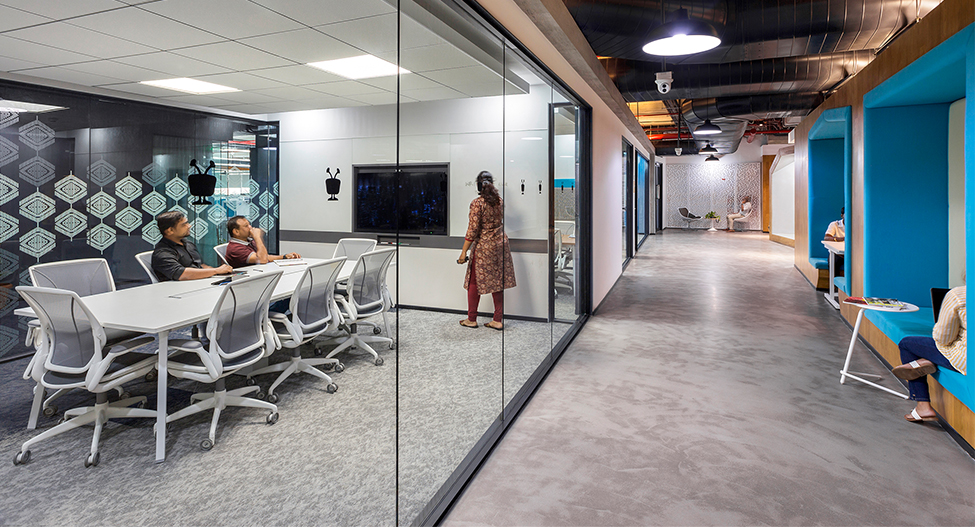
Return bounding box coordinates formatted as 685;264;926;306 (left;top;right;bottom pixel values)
0;309;568;525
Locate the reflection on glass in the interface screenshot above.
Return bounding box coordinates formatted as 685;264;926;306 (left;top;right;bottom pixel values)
553;103;579;334
636;152;649;247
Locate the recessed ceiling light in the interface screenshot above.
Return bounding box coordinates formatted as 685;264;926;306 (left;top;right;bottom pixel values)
0;100;65;113
307;55;409;80
140;78;240;95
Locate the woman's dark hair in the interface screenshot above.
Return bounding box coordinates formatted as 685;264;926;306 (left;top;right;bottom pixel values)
477;171;500;207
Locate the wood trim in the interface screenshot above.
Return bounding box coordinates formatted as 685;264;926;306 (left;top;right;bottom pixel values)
769;233;795;247
761;155;773;232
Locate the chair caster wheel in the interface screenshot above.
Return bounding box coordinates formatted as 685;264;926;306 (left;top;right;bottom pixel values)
246;378;256;386
267;412;279;425
13;450;30;466
255;391;266;400
373;326;382;335
84;452;100;468
145;370;156;383
326;383;338;394
200;439;213;451
374;357;384;366
43;405;57;418
322;362;334;371
334;363;345;373
314;347;324;356
267;393;279;404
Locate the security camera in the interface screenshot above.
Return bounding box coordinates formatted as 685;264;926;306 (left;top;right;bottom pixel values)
655;71;673;94
674;147;682;156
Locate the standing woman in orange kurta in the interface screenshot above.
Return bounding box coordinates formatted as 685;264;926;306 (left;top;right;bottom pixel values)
457;171;516;330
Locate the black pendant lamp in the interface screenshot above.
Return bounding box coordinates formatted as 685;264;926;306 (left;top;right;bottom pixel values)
643;8;721;56
705;154;719;162
701;142;717;154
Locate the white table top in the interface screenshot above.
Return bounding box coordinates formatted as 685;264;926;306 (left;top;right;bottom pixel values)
842;300;919;313
822;240;845;255
14;258;347;333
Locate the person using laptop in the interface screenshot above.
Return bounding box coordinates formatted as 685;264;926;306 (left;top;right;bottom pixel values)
152;211;232;281
224;215;299;268
893;284;966;423
824;206;844;242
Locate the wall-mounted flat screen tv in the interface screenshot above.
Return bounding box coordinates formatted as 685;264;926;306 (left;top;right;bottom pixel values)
355;164;449;236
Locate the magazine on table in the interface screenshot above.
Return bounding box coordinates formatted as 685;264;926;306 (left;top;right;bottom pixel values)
843;296;906;309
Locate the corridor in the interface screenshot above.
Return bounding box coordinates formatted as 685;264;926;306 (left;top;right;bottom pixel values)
445;230;975;526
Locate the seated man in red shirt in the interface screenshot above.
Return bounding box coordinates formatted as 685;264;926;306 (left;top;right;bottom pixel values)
224;215;300;268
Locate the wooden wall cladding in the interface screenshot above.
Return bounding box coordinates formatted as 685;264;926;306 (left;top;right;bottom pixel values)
795;0;975;448
761;155;773;232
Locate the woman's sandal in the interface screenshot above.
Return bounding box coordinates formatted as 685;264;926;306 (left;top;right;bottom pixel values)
905;408;939;423
459;319;478;328
892;359;938;380
484;321;503;331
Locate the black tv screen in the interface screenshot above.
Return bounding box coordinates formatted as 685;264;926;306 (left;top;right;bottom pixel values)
355;164;449;235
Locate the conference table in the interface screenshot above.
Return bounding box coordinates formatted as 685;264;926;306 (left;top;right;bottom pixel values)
16;257;356;463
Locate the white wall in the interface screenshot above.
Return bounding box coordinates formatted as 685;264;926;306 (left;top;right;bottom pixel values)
948;98;966;287
769;154;795;239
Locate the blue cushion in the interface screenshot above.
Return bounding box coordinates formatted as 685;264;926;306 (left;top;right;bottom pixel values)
833;276;847;291
809;257;829;270
863;308;974;412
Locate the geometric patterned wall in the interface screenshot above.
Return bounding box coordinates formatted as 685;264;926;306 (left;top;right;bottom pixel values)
0;84;278;363
665;162;762;230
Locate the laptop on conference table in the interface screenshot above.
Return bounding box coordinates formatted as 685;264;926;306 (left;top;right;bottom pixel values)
931;287;950;323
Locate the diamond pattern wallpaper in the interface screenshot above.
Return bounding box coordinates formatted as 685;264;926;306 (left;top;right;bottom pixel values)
0;84;279;361
665;162;762;230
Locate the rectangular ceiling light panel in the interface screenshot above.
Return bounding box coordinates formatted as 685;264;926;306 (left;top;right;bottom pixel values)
0;100;66;113
307;55;409;79
140;78;240;95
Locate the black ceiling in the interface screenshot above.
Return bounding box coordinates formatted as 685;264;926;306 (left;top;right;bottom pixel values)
562;0;942;154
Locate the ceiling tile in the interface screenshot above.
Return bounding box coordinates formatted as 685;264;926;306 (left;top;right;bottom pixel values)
141;0;302;40
248;65;344;86
173;41;293;71
156;93;241;106
255;0;395;27
305;80;385;97
0;35;97;65
240;29;362;65
0;5;51;31
68;8;224;50
202;90;283;104
401;43;479;73
400;15;446;50
344;91;402;106
0;54;44;71
114;51;233;77
250;85;326;101
95;81;182;97
195;72;288;91
318;13;396;57
0;0;125;19
57;59;162;83
7;22;156;59
400;86;467;102
14;65;126;86
360;73;442;92
295;94;367;109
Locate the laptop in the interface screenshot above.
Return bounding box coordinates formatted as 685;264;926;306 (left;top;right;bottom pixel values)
931;288;950;322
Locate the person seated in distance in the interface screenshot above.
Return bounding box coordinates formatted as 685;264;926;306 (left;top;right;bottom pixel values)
894;284;966;423
725;196;751;231
224;215;299;268
152;211;232;282
824;206;845;242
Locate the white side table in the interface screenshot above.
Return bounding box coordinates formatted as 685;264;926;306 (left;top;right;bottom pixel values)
822;240;844;309
840;300;916;399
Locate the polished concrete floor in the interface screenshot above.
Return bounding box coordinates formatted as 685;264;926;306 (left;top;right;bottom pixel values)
444;230;975;526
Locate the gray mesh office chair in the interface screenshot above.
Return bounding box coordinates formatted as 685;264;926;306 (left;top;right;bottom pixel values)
135;251;158;284
326;248;395;366
165;271;282;451
13;287;157;467
24;258;132;430
246;258;346;402
213;243;230;266
332;238;377;261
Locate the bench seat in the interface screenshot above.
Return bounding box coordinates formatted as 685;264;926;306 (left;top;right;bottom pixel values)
864;307;973;411
809;257;829;270
833;276;847;292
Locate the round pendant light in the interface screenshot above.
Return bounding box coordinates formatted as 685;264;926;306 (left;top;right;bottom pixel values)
642;9;721;56
695;118;722;135
700;142;717;154
705;154;720;162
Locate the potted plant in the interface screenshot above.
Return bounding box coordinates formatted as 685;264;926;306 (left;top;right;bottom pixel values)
704;211;720;232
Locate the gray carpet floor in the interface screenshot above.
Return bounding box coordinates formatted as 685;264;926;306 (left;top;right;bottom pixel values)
445;230;975;526
0;309;570;526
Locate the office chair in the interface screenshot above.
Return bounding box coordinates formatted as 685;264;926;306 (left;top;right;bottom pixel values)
553;229;573;294
165;271;282;451
554;220;575;237
324;247;395;366
332;238;377;261
246;258;346;402
14;287;157;467
24;258;131;429
213;243;230;266
731;207;753;231
135;251;158;284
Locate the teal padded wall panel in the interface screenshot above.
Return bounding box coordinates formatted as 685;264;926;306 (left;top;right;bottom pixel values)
807;138;844;260
808;107;853;293
863;103;949;307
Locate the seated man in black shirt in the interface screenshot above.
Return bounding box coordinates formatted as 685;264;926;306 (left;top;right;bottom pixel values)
151;211;232;281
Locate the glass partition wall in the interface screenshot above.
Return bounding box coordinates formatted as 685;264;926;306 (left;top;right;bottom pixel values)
0;0;589;525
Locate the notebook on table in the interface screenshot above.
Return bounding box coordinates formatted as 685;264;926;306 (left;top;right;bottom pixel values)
931;287;950;323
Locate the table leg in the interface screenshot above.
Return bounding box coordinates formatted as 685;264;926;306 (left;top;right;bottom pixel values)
824;251;839;309
155;330;168;463
839;309;909;399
